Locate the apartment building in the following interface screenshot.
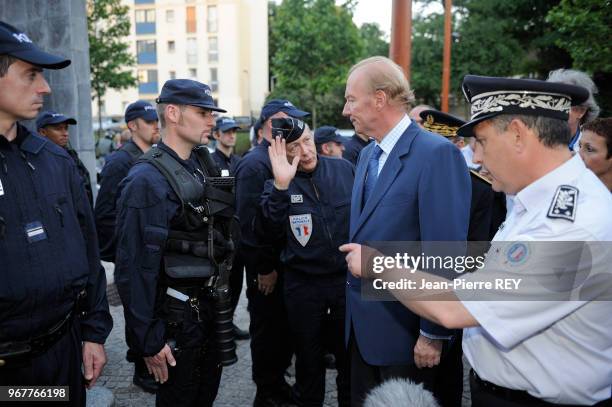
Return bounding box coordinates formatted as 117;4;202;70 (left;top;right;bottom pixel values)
95;0;269;122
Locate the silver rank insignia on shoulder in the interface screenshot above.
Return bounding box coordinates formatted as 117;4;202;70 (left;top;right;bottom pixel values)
547;185;578;222
291;194;303;204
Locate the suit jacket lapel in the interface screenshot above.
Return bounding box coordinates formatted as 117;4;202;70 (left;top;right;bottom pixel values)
350;122;421;240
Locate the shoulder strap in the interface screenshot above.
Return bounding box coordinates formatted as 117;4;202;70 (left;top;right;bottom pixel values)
120;140;144;161
193;146;221;177
139;146;204;208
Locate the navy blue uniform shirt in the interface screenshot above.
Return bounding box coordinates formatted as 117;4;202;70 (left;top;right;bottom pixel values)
0;124;112;343
94;140;143;262
212;149;240;174
257;156;355;276
342;133;370;166
233;139;280;274
114;142;205;356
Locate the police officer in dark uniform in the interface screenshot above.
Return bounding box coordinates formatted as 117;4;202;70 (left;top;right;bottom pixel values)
342;131;370;165
234;99;309;407
211;116;250;340
95;100;159;262
257;118;353;406
314;125;345;158
36;110;94;207
95;100;159;391
0;21;112;406
114;79;236;407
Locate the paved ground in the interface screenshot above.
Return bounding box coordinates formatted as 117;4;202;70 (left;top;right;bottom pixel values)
93;262;470;406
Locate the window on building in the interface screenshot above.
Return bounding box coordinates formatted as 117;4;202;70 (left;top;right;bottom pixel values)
207;6;217;33
210;67;218;92
138;69;158;84
166;9;174;23
169;70;176;79
137;39;156;54
167;40;175;53
208;36;218;63
186;38;197;65
189;68;197;78
135;9;156;23
186;6;197;33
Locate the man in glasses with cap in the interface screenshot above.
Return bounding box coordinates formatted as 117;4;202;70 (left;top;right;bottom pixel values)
0;21;112;406
343;75;612;406
114;79;236;406
314;125;346;158
94;100;160;392
36;110;94;207
255;117;353;406
234;99;309;406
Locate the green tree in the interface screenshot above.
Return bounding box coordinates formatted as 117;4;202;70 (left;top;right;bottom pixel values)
546;0;612;74
269;0;364;128
88;0;137;136
360;23;389;58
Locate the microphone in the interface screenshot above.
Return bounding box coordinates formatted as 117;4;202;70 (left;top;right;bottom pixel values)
364;378;440;407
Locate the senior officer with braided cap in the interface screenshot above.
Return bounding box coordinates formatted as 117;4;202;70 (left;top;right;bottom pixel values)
0;21;112;406
343;75;612;406
115;79;235;406
255;118;353;406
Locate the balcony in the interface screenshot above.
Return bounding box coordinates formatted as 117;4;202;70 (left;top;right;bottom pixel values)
138;82;158;94
136;22;156;35
137;51;157;64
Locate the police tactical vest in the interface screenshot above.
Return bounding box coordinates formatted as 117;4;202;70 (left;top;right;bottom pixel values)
120;140;143;161
140;145;235;281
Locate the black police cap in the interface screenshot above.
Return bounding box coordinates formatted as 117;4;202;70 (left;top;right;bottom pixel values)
420;109;465;138
260;99;309;123
36;111;76;129
156;79;226;112
125;100;158;123
457;75;590;137
314;126;344;145
271;117;306;144
0;21;70;69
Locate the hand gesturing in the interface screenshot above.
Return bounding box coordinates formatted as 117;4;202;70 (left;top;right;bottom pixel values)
268;136;299;190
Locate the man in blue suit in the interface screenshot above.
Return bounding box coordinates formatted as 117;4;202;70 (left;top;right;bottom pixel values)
340;56;471;406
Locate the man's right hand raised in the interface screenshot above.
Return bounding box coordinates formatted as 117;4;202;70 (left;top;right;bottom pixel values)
144;344;176;384
268;136;299;190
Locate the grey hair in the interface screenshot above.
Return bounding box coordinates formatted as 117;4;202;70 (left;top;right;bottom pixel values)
488;114;571;147
547;69;600;124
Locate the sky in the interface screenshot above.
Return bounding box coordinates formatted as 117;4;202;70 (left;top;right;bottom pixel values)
351;0;443;38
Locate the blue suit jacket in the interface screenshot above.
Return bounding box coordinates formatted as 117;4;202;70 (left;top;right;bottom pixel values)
346;121;471;366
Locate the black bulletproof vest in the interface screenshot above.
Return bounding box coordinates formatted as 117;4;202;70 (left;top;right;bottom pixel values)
120;140;143;161
139;145;235;281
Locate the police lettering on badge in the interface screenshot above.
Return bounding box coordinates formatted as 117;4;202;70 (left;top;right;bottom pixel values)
291;194;303;204
289;214;312;247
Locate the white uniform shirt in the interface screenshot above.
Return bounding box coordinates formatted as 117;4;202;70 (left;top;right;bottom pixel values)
459;154;612;405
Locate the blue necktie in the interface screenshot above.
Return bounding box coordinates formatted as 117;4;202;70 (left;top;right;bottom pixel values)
363;145;383;207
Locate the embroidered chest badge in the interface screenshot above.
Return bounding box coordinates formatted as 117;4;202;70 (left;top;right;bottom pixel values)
291;194;303;204
547;185;578;222
289;214;312;247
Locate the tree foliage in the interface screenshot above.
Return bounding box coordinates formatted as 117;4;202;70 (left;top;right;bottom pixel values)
88;0;136;131
547;0;612;74
269;0;364;128
360;23;389;58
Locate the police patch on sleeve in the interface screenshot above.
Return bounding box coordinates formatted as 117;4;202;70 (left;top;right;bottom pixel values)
289;214;312;247
547;185;578;222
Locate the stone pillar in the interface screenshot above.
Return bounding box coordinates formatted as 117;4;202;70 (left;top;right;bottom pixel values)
0;0;97;199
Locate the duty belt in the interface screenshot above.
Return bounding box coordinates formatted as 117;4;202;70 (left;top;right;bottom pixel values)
0;311;73;368
166;283;215;323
